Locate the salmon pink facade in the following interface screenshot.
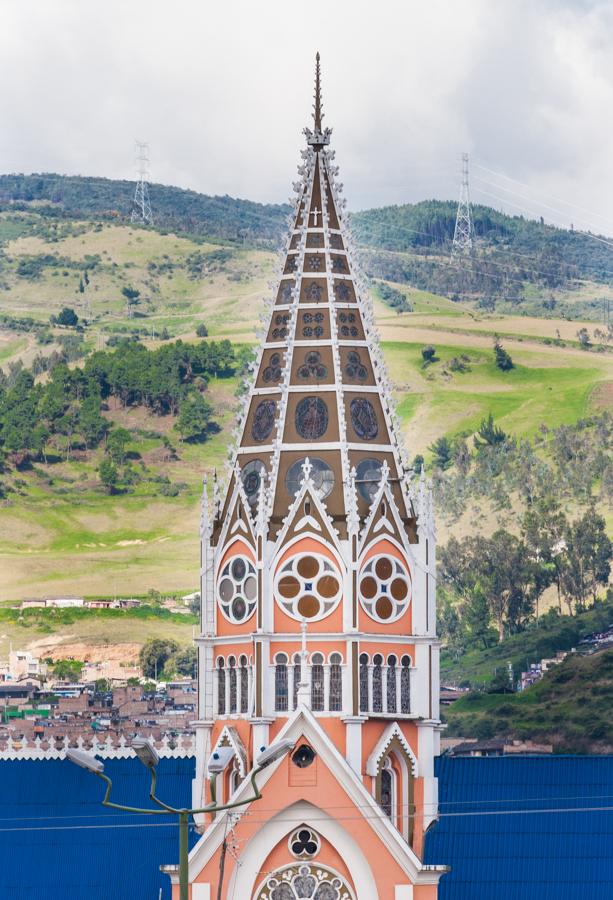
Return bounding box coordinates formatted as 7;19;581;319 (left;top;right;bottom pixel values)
171;54;446;899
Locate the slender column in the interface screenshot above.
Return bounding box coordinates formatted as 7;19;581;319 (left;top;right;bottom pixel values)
248;664;254;716
323;664;331;713
213;664;219;716
236;667;242;716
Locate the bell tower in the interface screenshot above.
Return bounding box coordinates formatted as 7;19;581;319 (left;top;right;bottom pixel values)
188;54;445;900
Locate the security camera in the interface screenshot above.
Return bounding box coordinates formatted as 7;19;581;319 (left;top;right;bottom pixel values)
207;746;235;774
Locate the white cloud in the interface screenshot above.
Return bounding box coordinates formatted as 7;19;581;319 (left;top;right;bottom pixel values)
1;0;612;229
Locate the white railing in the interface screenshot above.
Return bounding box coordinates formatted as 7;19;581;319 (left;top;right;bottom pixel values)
0;733;196;760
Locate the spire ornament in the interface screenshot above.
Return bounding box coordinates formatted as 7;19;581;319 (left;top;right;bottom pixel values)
314;51;322;132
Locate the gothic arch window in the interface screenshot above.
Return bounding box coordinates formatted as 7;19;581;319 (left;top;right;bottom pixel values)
293;653;302;709
372;654;383;713
329;652;343;711
275;552;342;622
228;657;237;714
380;756;397;821
401;655;411;714
217;555;257;624
311;653;324;711
274;653;289;712
359;554;411;623
229;759;242;796
254;864;354;900
359;653;369;713
387;655;397;714
217;658;225;715
239;655;249;714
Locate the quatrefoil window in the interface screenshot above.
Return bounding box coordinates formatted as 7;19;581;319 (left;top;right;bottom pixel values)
289;826;320;860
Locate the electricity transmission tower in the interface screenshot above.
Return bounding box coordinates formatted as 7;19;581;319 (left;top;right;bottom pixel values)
452;152;473;257
130;141;154;226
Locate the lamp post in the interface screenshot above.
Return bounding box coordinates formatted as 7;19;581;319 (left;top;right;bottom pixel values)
67;736;294;900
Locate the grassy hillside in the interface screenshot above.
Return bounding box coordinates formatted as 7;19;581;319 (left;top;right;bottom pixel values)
444;647;613;753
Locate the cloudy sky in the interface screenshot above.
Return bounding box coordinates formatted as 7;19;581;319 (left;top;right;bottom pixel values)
2;0;613;232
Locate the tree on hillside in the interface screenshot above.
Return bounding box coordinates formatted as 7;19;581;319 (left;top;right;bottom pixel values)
106;427;131;465
493;336;513;371
560;510;612;610
98;457;118;494
196;323;208;338
121;286;140;305
164;645;197;678
52;659;84;682
139;638;180;680
79;392;108;448
55;307;79;327
175;391;213;442
430;436;453;470
474;413;508;450
421;345;437;365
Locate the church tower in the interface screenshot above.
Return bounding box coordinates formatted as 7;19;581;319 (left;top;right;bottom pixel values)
185;55;445;900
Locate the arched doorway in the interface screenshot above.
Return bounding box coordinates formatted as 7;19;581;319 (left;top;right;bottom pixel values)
254;863;355;900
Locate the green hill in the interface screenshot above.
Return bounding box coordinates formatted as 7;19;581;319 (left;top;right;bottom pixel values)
444;646;613;754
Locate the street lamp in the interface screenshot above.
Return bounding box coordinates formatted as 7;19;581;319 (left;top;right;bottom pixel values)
66;736;294;900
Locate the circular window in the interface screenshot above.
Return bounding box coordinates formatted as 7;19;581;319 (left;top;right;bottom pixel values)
241;460;266;505
355;458;384;503
359;553;411;623
262;352;283;384
251;400;276;443
217;555;257;623
285;457;335;500
350;398;378;440
295;397;328;440
292;744;316;768
289;826;320;860
275;553;342;621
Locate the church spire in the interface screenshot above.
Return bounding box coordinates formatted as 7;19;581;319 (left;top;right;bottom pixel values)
313;51;322;132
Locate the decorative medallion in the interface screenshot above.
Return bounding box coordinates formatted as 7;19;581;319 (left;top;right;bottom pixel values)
355;458;384;502
297;350;327;381
241;459;266;505
275;553;341;621
302;311;325;338
217;555;257;623
338;311;358;338
359;553;411;623
285;456;335;499
307;255;323;271
271;313;290;340
350;398;378;440
332;256;347;273
262;352;283;383
330;233;344;250
286;256;297;272
305;281;323;303
295;396;329;440
279;283;294;303
334;281;352;302
252;400;276;442
344;350;368;381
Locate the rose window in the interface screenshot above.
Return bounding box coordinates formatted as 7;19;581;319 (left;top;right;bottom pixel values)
355;458;383;502
255;864;353;900
275;553;341;621
285;457;335;499
359;554;411;622
217;556;257;623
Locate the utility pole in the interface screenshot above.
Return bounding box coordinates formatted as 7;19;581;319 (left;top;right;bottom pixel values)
130;140;154;226
452;152;473;257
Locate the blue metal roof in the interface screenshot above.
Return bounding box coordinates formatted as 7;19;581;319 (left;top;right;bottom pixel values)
0;757;197;900
425;755;613;900
0;755;612;898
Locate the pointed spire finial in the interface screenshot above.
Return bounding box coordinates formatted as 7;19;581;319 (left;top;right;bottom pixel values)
314;52;322;132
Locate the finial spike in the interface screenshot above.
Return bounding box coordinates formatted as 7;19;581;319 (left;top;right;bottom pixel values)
314;52;322;132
